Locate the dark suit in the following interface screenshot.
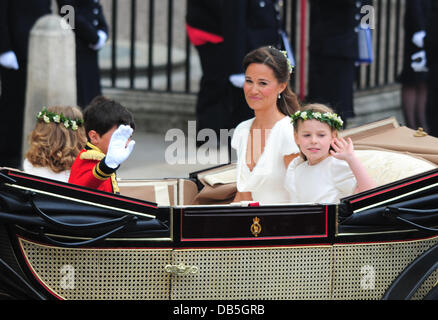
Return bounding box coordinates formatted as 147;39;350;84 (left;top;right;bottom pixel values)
307;0;369;121
224;0;283;128
425;1;438;137
0;0;52;168
187;0;283;135
223;0;282;75
58;0;109;108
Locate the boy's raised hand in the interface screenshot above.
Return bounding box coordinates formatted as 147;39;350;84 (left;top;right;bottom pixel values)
105;125;135;169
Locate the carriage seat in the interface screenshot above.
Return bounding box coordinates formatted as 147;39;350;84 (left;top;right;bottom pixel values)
354;149;436;186
117;178;198;206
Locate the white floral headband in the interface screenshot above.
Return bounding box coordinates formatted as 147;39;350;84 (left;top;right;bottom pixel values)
36;107;83;131
269;46;293;74
280;50;294;74
290;110;344;131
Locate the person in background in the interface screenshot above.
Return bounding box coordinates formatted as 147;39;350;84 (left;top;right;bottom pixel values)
286;103;376;203
24;106;86;182
224;0;285;129
425;1;438;137
186;0;285;138
68;96;135;194
397;0;431;132
58;0;109;108
186;0;229;139
307;0;370;127
231;46;300;204
0;0;53;169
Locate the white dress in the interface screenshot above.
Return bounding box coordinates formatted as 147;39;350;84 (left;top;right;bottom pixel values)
231;116;299;204
23;158;70;183
284;156;357;204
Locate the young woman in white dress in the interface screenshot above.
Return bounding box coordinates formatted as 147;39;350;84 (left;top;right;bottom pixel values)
23;106;86;182
231;46;300;204
285;103;376;203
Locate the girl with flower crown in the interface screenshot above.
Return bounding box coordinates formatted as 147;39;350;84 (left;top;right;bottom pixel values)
23;106;86;182
231;46;300;204
285;103;376;203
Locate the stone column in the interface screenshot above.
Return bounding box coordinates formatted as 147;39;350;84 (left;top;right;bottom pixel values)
22;14;76;156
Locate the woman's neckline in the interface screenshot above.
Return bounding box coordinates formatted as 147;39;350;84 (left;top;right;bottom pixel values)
245;116;287;172
251;111;286;130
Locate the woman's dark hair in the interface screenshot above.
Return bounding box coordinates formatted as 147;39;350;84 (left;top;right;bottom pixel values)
83;96;135;140
242;46;300;115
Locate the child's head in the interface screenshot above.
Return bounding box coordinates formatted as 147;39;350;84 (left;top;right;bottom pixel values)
290;104;344;164
83;96;135;154
26;106;87;173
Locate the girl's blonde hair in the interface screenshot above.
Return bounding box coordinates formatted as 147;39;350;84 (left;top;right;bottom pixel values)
25;106;87;173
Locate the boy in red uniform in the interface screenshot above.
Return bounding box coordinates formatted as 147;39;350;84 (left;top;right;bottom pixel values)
68;96;135;193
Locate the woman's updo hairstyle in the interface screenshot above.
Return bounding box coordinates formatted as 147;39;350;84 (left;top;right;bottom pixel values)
242;46;300;116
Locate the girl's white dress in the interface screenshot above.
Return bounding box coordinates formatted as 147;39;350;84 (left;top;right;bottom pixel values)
23;158;70;183
231;116;299;204
285;156;357;204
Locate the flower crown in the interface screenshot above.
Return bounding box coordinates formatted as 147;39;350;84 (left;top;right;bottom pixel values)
36;107;84;131
280;50;294;74
290;110;344;131
269;46;293;74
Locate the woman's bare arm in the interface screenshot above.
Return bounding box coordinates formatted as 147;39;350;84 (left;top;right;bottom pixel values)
284;153;300;168
232;191;253;203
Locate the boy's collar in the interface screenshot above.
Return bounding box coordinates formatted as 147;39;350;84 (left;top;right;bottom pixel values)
86;142;105;154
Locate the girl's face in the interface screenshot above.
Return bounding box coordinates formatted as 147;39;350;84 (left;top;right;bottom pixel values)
244;63;286;113
294;119;337;165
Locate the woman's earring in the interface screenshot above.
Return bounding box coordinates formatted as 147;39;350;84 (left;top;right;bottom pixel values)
278;93;281;99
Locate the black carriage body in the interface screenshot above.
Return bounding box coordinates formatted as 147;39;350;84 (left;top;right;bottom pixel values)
0;168;437;300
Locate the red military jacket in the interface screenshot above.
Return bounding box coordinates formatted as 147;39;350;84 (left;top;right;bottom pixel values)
68;142;119;193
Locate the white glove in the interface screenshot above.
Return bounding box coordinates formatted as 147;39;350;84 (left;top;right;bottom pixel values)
90;30;108;51
229;73;245;88
411;50;428;72
412;30;426;48
105;125;135;169
0;51;19;70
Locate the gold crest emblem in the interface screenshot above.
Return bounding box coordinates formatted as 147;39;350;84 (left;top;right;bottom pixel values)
250;217;262;237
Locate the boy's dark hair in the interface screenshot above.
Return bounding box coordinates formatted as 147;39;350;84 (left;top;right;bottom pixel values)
83;96;135;140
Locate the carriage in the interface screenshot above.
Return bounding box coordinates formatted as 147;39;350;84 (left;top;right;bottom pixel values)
0;118;437;300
